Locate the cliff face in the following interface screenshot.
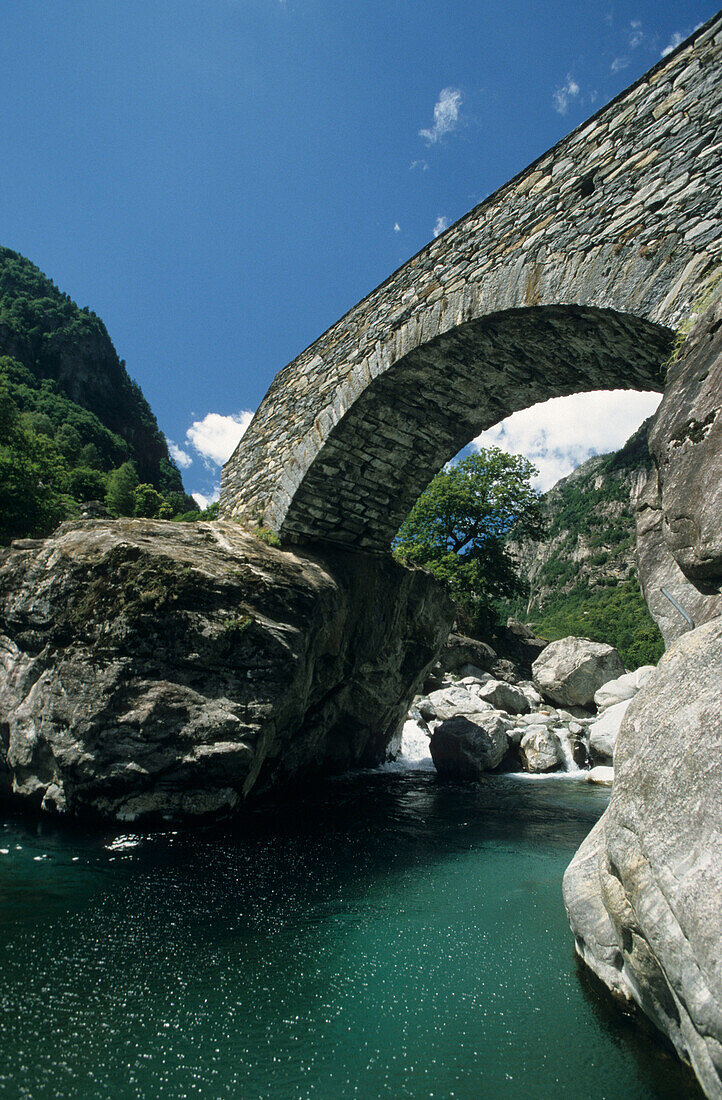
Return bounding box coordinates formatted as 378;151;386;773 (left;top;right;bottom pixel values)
564;296;722;1099
0;519;453;823
0;246;182;492
507;423;664;668
511;423;653;611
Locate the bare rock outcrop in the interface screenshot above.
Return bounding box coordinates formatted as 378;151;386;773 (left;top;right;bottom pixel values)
0;518;453;823
636;295;722;642
565;297;722;1098
564;618;722;1098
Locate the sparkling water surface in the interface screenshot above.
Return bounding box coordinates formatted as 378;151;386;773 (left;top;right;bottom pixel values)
0;771;700;1099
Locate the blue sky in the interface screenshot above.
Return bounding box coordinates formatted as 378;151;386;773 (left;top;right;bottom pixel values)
0;1;715;503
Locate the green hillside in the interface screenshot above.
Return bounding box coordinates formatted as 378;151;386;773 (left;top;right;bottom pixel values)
0;247;197;543
505;421;665;668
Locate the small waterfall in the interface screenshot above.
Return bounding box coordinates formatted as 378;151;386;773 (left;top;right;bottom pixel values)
554;728;581;773
384;719;435;772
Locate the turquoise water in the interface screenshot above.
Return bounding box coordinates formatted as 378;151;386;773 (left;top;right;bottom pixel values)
0;772;699;1099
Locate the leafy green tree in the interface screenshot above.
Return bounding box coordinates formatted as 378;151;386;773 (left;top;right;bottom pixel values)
66;467;106;503
106;462;139;516
163;489;200;517
55;423;83;463
78;442;101;469
0;382;70;543
22;411;54;438
394;448;545;636
133;482;164;518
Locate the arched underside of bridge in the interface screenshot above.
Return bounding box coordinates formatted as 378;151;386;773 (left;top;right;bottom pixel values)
220;15;720;551
270;305;670;550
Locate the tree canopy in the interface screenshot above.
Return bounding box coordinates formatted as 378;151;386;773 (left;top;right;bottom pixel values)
394;448;545;636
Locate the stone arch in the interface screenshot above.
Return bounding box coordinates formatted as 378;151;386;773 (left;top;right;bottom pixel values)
265;305;669;549
220;14;721;548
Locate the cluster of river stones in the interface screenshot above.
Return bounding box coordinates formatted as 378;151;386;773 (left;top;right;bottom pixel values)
402;636;655;783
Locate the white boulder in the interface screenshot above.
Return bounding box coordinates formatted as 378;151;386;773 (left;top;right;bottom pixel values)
589;699;632;761
593;665;656;711
475;678;531;715
520;726;562;773
532;637;625;707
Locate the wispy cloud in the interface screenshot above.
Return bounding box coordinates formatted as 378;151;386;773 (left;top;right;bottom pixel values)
393;222;401;233
410;159;429;172
433;215;448;238
661;30;684;56
473;391;662;492
186;410;254;467
419;87;462;144
552;75;580;115
611;56;630;73
168;440;193;469
629;19;644;47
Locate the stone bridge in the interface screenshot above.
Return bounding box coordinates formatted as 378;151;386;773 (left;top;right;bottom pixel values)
221;14;722;551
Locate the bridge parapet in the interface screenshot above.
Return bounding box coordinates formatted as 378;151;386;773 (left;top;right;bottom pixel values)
222;15;722;549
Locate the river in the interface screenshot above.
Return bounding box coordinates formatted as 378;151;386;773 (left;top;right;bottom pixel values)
0;744;700;1099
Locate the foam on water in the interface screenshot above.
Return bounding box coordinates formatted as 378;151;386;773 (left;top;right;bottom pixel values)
381;719;434;772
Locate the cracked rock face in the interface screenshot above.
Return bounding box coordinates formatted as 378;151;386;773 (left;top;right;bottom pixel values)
637;295;722;643
565;295;722;1098
0;519;453;823
564;618;722;1098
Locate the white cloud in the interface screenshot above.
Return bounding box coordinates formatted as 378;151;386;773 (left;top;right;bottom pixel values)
393;222;401;233
433;215;448;238
473;390;662;492
629;20;644;47
410;159;429;171
553;75;580;115
419;87;462;144
661;31;684;56
611;56;630;73
168;440;193;469
186;410;254;467
192;487;220;510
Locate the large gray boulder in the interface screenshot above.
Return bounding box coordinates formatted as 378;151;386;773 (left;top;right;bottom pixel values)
475;678;531;715
532;637;625;707
564;617;722;1097
0;519;453;823
423;685;493;722
519;726;561;773
429;712;512;776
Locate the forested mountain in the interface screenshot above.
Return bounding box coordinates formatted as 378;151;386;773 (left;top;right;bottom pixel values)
506;421;665;668
0;246;197;543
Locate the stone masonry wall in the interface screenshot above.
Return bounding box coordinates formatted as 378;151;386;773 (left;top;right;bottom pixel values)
221;15;722;550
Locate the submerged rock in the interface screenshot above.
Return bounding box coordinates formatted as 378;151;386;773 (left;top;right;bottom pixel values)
0;519;453;823
532;637;625;707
